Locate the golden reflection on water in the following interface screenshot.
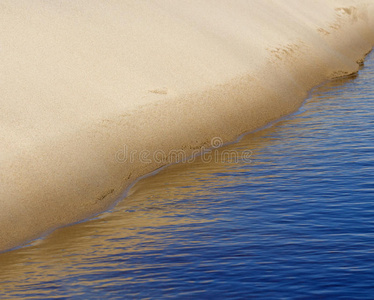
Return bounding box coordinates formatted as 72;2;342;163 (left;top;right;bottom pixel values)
0;133;272;286
0;73;359;296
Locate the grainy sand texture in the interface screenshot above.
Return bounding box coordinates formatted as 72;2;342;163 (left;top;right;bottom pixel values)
1;0;374;252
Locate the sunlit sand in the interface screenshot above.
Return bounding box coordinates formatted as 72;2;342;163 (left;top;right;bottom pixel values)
1;0;373;252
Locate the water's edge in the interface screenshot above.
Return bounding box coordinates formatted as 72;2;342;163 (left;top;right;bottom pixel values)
3;49;372;255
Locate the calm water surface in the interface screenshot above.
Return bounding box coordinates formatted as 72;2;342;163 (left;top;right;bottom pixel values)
1;54;374;299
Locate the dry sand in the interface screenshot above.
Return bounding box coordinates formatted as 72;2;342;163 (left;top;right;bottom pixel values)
1;0;374;252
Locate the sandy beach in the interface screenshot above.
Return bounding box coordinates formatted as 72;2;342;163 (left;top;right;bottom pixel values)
1;0;374;252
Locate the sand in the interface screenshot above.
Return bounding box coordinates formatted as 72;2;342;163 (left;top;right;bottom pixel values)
1;0;374;252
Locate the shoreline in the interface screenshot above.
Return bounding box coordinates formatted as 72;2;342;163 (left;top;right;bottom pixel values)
1;0;374;252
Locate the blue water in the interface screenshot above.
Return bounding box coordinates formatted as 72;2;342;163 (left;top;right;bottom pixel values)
1;54;374;299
